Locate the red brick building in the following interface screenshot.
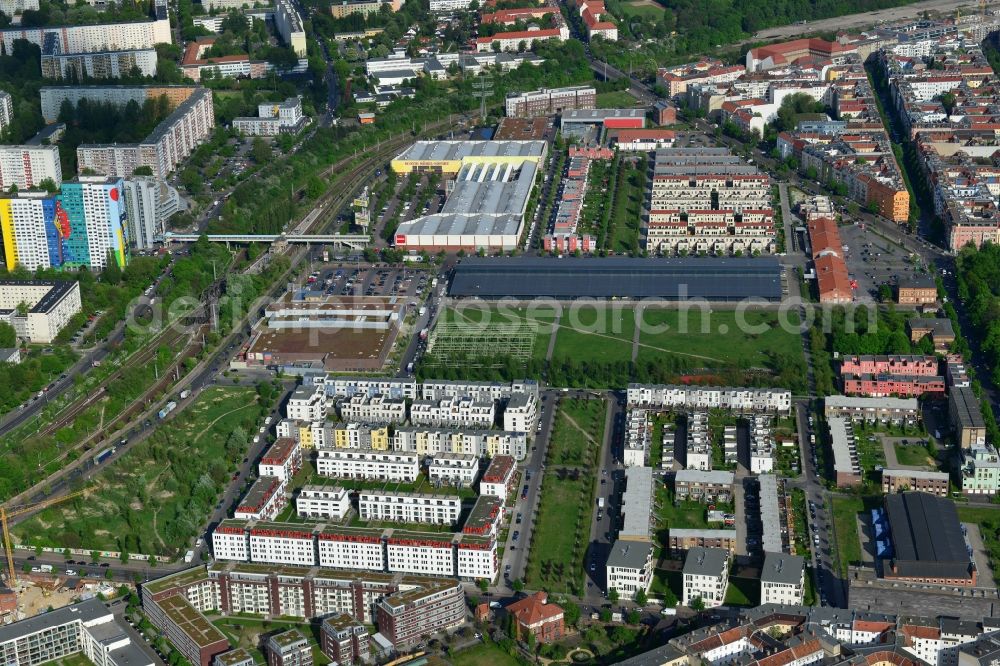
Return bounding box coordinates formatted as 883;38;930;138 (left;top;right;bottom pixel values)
506;592;565;644
842;373;946;398
840;355;939;377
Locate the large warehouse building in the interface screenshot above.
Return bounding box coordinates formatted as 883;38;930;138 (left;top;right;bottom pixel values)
391;141;546;253
879;492;976;586
448;256;784;301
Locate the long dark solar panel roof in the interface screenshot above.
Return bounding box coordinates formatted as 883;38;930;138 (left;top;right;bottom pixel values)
448;257;784;301
885;492;970;579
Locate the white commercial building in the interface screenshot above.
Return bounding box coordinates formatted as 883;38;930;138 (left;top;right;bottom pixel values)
759;552;805;606
0;19;172;55
296;485;350;520
316;449;419;482
338;393;407;425
682;546;730;608
427;453;479;486
0;280;82;343
410;396;495;428
0;145;62;190
606;541;654;599
358;491;461;525
393;428;527;460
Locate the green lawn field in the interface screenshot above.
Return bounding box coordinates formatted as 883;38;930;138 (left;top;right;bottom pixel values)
552;307;636;363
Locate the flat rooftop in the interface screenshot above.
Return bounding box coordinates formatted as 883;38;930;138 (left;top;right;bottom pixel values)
393;140;546;163
0;598;109;644
621;466;654;540
156;595;227;648
448;257;784;301
885;492;971;580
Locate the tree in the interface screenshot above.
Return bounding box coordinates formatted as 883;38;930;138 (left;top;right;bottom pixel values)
511;579;524;592
63;548;71;561
690;596;705;611
477;578;488;593
37;178;58;193
133;166;154;176
0;322;16;348
626;610;641;625
102;250;122;285
90;550;100;564
608;587;619;602
634;588;647;605
560;601;581;627
251;137;272;164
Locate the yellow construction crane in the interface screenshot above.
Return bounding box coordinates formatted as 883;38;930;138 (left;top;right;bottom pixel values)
2;490;88;589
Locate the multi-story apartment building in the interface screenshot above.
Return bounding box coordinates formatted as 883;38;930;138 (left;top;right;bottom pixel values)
358;491;462;525
503;392;537;432
479;455;516;499
759;552;805;605
410;396;495;428
824;395;921;425
427;452;479;486
0;145;62;190
332;423;390;450
673;470;734;503
319;375;417;400
961;446;1000;496
682;546;730;608
215;648;255;666
122;177;182;250
393;427;528;460
273;0;307;57
461;495;504;538
471;26;569;53
0;19;172;56
249;522;316;566
606;541;653;599
287;385;327;421
233;98;306;136
295;485;350;520
657;58;743;96
0;90;12;133
234;476;285;521
319;615;369;665
337;393;407;425
0;280;81;343
504;86;595;118
882;469;949;496
626;384;792;413
265;630;311;666
316;526;386;572
0;598;154;666
647;208;776;256
141;594;228;666
76;88;214;180
41;46;158;80
840;355;939;376
374;581;466;649
316;449;419;482
258;437;302;486
39;85;200;123
951;387;987;448
685;411;712;471
385;531;456;577
623;409;650;468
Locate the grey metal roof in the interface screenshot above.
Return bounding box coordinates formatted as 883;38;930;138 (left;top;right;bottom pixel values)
621;466;654;540
759;474;782;554
674;469;734;485
612;643;686;666
885;492;972;580
950;387;985;429
825;395;919;411
761;552;804;585
682;546;729;576
606;540;653;571
393;140;545;163
396;213;521;237
0;598;110;644
448;257;784;301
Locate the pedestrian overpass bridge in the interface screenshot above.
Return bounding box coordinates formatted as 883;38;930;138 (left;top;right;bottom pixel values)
161;232;370;250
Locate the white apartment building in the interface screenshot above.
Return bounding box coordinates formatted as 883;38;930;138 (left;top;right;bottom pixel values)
358;492;461;524
682;546;730;608
759;552;805;606
420;379;539;402
623;409;650;468
338;394;407;424
332;423;390;450
234;476;285;521
0;280;82;343
502;392;537;433
287;385;327;421
479;455;516;499
393;428;528;460
41;48;158;80
410;396;495;428
0;145;62;190
212;521;252;561
427;453;479;486
686;411;712;471
122;177;182;250
316;528;385;571
428;0;472;11
258;437;302;485
0;0;36;18
273;0;307;56
296;485;350;520
385;534;455;577
316;449;419;482
233;98;305;136
626;384;792;413
0;91;13;133
0;19;172;55
248;524;316;566
456;538;498;580
319;376;417;400
606;541;654;599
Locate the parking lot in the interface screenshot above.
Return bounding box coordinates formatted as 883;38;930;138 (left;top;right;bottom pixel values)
306;265;431;299
839;222;929;302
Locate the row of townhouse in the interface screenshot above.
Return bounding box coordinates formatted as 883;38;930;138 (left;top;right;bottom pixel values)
427;452;479;486
623;409;651;468
312;377;538;402
141;563;466;652
358;491;462;525
626;384;792;413
646;208;776;256
316;449;420;482
211;519;497;580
